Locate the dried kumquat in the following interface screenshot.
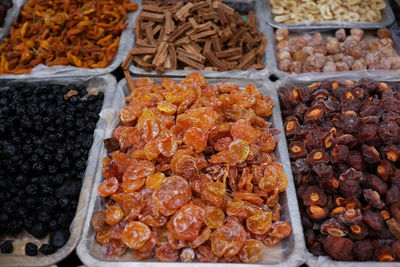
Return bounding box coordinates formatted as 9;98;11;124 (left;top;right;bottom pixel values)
92;72;291;262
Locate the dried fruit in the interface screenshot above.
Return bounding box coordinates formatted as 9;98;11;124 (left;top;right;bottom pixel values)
277;28;400;74
93;73;290;262
122;221;151;250
323;236;354;261
281;78;400;262
0;0;138;74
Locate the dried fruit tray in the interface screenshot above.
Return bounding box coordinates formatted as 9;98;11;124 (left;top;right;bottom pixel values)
265;0;395;31
276;79;400;267
0;74;117;266
128;0;271;80
267;27;400;82
0;0;136;78
76;77;306;266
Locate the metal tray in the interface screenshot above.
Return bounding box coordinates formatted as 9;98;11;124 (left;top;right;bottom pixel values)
275;78;400;267
0;0;23;42
77;76;306;267
267;26;400;82
0;0;136;78
265;0;395;31
128;0;271;80
0;74;117;266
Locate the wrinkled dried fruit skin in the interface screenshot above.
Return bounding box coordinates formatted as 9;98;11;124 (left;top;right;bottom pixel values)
168;204;205;241
281;79;400;262
210;221;246;258
155;244;179;262
154;176;191;215
246;211;273;235
94;73;291;262
238;239;263;263
353;240;374;261
323;236;354;261
122;221;151;250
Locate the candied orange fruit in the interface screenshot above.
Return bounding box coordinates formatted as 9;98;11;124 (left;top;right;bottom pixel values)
92;72;291;262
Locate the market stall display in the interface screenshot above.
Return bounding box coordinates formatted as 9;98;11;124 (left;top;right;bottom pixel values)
0;0;399;265
0;0;138;74
279;79;400;262
275;27;400;74
125;0;268;73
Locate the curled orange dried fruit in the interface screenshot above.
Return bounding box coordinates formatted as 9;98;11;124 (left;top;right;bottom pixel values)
168;204;205;241
0;0;137;74
122;221;151;250
210;221;247;258
105;206;124;226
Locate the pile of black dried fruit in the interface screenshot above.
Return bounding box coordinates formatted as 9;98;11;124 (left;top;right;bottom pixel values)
0;0;12;26
0;83;103;255
280;79;400;262
0;240;13;253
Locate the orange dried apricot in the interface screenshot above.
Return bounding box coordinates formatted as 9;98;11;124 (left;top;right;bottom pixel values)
94;73;291;263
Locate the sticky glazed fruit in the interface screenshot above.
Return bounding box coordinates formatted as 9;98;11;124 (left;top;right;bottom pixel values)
280;79;400;262
92;72;292;262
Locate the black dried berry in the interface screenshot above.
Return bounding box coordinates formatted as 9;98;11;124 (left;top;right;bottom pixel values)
25;243;38;256
50;230;67;248
28;222;47;239
0;240;13;253
39;243;55;255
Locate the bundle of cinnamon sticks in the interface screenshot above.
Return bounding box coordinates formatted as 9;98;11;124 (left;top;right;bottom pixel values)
122;0;268;73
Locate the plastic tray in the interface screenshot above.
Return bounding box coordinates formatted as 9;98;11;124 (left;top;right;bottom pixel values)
128;0;271;80
0;74;117;266
265;0;395;31
275;78;400;267
0;0;136;78
77;76;306;267
267;26;400;82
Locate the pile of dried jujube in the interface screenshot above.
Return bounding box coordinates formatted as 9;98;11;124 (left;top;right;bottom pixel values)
280;79;400;261
269;0;386;24
0;0;138;74
124;0;267;72
91;73;291;263
276;27;400;74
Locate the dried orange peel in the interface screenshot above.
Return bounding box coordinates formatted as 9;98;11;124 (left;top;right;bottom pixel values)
0;0;138;74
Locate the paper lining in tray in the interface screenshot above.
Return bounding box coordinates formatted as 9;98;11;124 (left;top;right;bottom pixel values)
264;0;395;31
128;0;270;80
76;76;306;267
266;25;400;82
275;78;400;267
0;0;136;78
0;74;117;266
